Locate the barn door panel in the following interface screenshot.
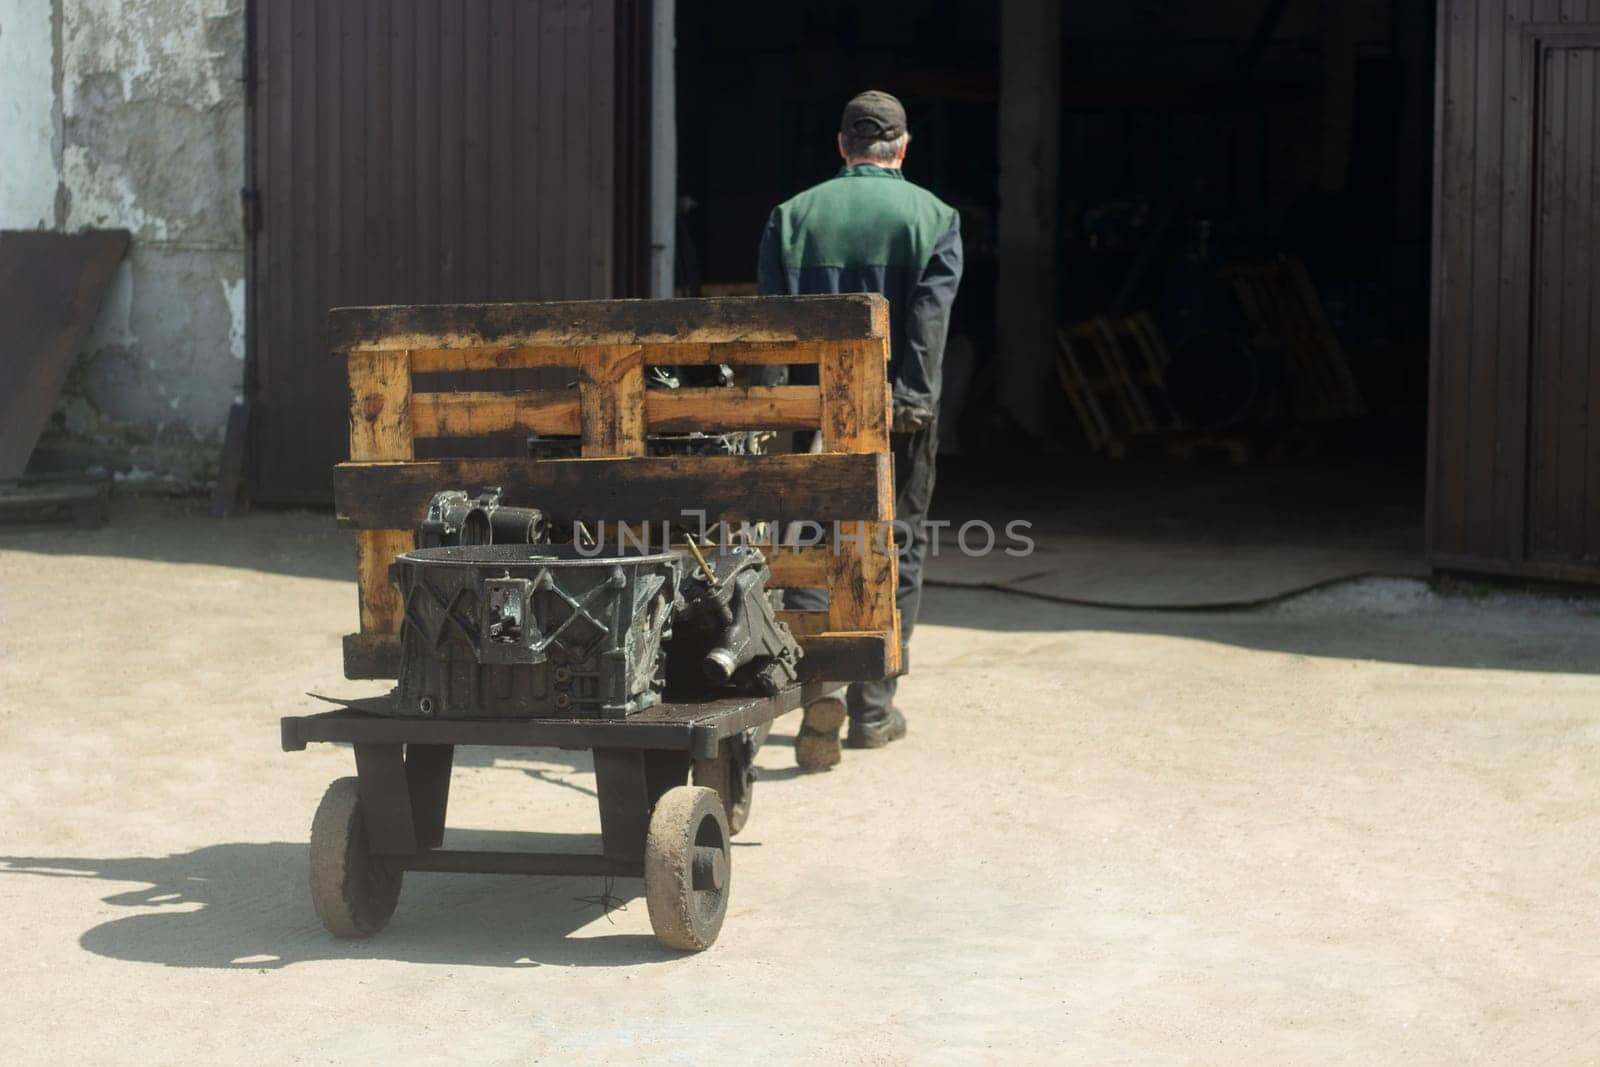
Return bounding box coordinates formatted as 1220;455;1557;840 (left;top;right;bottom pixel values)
247;0;626;503
1527;30;1600;567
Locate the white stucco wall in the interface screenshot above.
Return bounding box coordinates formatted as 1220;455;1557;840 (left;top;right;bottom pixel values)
2;0;245;486
0;0;60;229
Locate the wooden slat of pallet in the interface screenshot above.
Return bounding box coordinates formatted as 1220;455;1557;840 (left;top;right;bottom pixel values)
818;337;898;670
764;545;828;588
333;452;890;529
646;386;820;431
357;530;414;633
330;294;887;351
1226;258;1366;423
1087;319;1155;432
348;350;414;459
1283;258;1365;417
343;632;401;679
1056;330;1113;450
794;632;892;683
348;350;418;636
1238;266;1329;418
1119;313;1180;430
412;390;582;436
1057;315;1184;453
1126;311;1171;372
409;340;824;373
341;628;892;684
578;345;646;457
775;609;830;635
410;385;822;438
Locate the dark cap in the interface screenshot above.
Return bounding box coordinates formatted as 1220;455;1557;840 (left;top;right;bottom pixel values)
839;90;906;142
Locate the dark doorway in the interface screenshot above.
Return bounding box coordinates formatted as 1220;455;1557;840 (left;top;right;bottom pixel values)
245;0;643;503
675;2;1436;450
676;2;1439;599
673;2;999;350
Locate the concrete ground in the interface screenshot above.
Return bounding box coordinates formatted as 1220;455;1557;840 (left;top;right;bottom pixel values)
2;499;1599;1063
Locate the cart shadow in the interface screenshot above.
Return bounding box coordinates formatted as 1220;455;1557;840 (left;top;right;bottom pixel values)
751;758;813;783
0;843;684;971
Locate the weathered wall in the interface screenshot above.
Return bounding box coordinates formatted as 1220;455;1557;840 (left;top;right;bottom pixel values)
0;0;60;230
3;0;245;486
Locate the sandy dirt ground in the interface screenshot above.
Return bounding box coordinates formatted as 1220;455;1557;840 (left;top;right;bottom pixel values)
2;500;1598;1064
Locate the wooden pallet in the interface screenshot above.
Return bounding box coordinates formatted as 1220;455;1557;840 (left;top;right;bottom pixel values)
1055;312;1180;452
332;294;900;686
1225;256;1365;422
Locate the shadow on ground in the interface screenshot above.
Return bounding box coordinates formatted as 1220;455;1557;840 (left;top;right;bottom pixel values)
0;732;808;971
916;580;1600;675
0;840;674;970
0;496;350;582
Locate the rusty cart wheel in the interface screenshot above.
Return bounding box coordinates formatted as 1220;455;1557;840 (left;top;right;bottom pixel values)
692;723;768;835
644;786;730;951
309;777;403;938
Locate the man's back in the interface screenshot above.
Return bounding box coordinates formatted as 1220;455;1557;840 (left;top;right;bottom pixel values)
758;164;962;424
760;90;962;763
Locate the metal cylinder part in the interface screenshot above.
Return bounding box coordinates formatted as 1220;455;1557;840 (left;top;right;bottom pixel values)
488;505;547;545
702;647;739;683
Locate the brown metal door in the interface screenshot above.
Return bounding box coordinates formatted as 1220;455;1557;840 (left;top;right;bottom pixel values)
1527;30;1600;570
247;0;637;503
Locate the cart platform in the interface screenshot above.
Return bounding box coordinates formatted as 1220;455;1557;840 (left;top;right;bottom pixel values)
281;687;802;759
281;687;800;888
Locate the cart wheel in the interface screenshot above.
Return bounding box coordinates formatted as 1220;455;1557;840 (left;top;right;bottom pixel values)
693;733;758;836
644;786;730;951
309;777;403;938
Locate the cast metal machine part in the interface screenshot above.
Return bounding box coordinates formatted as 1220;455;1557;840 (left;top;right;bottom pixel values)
404;489;800;714
666;544;803;696
393;544;679;720
417;487;548;548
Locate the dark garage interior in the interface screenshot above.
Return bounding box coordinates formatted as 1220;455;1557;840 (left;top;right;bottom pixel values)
676;0;1439;601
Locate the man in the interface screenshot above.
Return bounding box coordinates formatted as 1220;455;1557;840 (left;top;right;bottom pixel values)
757;90;963;765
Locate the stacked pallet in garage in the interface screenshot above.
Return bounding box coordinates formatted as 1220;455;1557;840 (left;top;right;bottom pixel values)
1056;312;1180;454
1225;256;1366;421
331;294;900;687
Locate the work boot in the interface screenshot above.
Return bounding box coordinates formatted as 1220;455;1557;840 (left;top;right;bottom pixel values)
846;706;907;749
794;696;846;772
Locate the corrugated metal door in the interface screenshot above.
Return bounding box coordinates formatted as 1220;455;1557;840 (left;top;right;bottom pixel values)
1527;33;1600;568
1429;4;1600;582
247;0;636;503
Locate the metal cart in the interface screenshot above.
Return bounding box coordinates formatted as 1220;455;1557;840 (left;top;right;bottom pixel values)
282;688;803;949
284;294;900;951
